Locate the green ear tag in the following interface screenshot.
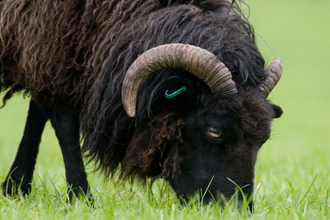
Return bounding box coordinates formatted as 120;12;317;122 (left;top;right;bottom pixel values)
165;86;187;99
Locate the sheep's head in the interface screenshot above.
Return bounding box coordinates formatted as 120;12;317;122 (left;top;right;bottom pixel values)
121;44;282;208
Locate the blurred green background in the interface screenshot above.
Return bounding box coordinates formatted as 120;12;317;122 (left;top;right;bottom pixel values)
0;0;329;207
248;0;330;179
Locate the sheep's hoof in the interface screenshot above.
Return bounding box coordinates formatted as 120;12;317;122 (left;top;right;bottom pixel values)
1;177;31;197
66;187;94;208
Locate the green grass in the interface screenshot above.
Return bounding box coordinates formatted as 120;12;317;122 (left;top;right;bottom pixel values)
1;0;330;219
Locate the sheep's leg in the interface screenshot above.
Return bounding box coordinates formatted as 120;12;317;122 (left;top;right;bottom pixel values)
48;104;91;202
2;100;48;196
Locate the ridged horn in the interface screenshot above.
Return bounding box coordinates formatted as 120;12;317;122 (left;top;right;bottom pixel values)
122;43;238;117
260;58;282;97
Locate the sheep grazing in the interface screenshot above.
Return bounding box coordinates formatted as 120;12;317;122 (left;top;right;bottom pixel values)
0;0;283;208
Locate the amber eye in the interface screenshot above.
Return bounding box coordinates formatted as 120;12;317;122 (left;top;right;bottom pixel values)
207;127;222;139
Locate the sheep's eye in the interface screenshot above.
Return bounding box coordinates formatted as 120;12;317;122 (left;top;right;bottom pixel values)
207;127;222;139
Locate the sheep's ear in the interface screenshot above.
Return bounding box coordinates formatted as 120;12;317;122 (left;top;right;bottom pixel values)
165;76;199;109
271;104;283;118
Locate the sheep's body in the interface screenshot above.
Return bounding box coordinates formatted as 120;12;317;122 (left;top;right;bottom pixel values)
0;0;282;206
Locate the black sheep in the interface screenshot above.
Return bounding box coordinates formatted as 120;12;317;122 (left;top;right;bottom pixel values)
0;0;283;208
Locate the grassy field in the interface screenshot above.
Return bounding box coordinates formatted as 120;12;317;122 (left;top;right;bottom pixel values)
1;0;330;219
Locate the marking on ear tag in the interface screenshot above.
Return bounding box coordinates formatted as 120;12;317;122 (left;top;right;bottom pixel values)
165;86;187;99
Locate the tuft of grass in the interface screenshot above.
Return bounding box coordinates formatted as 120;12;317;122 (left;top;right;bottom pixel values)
0;178;255;220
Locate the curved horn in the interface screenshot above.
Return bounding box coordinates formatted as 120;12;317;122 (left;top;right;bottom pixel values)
122;43;238;117
260;58;282;97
